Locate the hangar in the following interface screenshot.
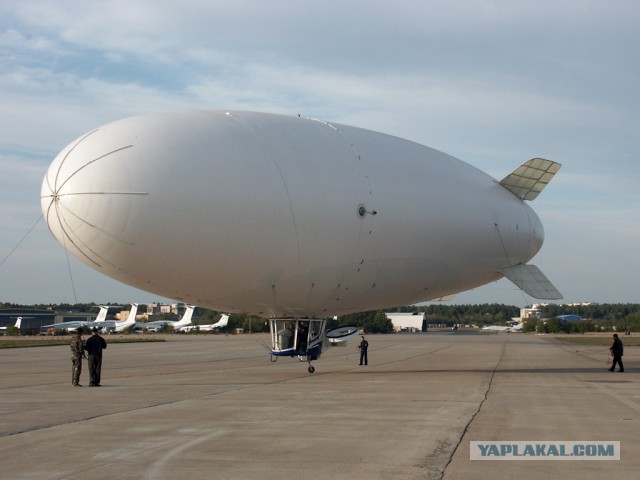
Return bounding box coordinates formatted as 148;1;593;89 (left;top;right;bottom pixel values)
386;312;427;332
0;309;55;334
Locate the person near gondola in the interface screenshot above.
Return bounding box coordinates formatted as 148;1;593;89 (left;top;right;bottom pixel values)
358;335;369;366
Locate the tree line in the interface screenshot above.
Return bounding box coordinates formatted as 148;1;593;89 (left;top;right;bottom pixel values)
4;302;640;334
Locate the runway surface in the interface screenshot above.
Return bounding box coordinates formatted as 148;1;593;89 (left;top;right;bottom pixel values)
0;332;637;479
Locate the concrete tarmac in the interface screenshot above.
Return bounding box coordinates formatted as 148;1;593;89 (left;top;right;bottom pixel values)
0;332;637;479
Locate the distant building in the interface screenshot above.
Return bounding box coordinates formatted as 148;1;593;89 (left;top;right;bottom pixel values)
386;312;427;332
512;305;542;323
146;303;186;318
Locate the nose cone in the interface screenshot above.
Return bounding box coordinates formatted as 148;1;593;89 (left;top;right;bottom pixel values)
41;126;145;271
40;111;269;305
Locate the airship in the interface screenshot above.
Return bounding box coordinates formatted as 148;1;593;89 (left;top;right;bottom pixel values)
41;110;561;364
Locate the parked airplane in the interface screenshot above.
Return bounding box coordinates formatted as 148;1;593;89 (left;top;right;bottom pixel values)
41;110;562;371
137;305;196;332
178;313;228;332
0;317;24;335
100;304;138;333
482;322;524;332
40;321;87;335
39;305;116;334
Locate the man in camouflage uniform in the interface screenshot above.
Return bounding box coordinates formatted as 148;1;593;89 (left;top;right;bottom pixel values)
70;327;85;386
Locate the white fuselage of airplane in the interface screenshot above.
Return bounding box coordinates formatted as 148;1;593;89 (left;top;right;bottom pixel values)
178;314;228;332
41;110;557;318
482;323;524;332
100;304;138;333
40;307;111;334
138;305;195;332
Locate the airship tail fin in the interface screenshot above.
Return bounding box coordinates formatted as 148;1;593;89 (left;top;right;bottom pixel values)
499;264;563;300
499;158;562;201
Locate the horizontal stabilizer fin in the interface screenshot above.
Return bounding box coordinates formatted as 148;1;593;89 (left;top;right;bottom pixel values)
499;158;561;201
499;264;563;300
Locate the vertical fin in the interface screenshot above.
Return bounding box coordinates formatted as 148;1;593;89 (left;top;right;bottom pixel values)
174;305;196;328
214;314;229;328
499;158;561;201
95;305;110;322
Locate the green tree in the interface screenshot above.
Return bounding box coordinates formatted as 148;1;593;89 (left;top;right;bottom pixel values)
522;316;537;333
5;325;20;336
359;310;393;333
543;318;563;334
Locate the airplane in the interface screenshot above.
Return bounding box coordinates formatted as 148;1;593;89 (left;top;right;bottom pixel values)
41;110;562;371
178;313;228;332
482;322;524;332
99;304;138;333
137;305;196;332
0;317;25;335
39;305;115;334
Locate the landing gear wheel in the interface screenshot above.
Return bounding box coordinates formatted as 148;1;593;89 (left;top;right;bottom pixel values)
308;365;315;373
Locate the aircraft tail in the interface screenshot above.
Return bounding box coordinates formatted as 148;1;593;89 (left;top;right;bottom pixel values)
125;304;138;325
174;305;196;328
115;303;138;331
499;158;561;201
95;306;111;322
15;317;22;329
499;264;562;300
214;314;229;328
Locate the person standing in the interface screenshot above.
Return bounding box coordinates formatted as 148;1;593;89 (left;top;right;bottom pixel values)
358;335;369;366
84;327;108;386
70;327;85;387
609;333;624;372
297;322;308;353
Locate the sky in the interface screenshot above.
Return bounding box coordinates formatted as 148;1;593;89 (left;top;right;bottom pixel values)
1;1;639;309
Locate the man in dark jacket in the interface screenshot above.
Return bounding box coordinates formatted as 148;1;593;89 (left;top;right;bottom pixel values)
609;333;624;372
358;335;369;366
84;327;108;386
